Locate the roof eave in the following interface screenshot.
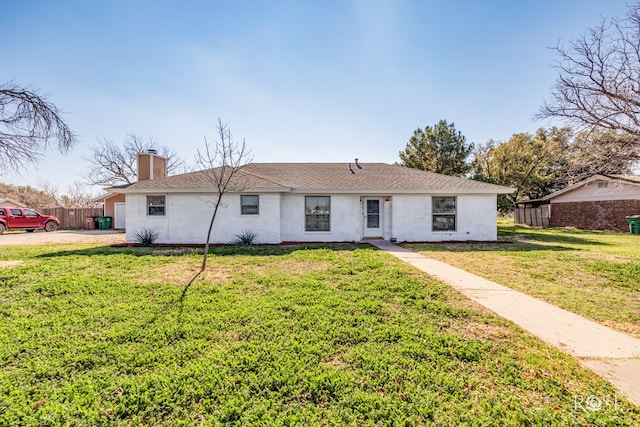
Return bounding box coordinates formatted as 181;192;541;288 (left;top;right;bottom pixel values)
111;187;514;195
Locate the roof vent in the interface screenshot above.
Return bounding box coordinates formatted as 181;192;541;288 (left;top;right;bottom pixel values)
355;158;362;169
147;149;158;154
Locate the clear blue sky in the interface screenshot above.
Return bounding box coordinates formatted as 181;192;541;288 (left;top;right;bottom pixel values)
1;0;632;193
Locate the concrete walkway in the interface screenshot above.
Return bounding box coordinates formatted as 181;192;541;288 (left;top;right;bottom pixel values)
370;240;640;406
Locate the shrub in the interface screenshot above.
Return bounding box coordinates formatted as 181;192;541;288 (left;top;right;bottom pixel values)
233;230;257;245
134;228;159;246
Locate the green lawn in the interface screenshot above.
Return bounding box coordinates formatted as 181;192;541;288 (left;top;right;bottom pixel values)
1;242;638;425
405;220;640;338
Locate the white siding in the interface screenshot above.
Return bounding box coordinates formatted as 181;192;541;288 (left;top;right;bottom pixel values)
125;193;281;244
125;192;499;244
551;180;640;203
391;195;430;242
392;194;497;242
280;194;362;242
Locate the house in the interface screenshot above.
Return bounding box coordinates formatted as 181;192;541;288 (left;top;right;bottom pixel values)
94;151;169;229
0;198;26;208
516;174;640;231
106;153;513;244
92;192;125;229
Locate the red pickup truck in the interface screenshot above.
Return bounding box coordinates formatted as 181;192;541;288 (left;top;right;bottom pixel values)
0;207;60;234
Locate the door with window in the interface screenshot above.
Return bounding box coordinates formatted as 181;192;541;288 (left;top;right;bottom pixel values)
363;198;383;238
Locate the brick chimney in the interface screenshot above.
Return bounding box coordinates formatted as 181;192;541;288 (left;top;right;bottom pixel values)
137;150;167;181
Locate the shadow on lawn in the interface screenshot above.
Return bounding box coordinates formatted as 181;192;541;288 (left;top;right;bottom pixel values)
404;230;609;253
499;227;612;247
403;241;576;253
35;242;369;259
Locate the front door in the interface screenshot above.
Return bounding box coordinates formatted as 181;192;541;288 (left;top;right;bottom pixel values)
363;198;383;238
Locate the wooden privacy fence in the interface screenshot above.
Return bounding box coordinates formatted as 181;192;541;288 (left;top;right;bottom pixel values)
36;208;103;229
514;206;550;228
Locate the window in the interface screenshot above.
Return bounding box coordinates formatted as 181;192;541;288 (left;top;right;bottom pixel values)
0;209;5;217
10;209;22;216
241;195;259;215
147;195;166;216
432;196;456;231
24;209;38;217
305;196;330;232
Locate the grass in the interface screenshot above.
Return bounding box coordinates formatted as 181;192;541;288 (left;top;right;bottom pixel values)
405;218;640;338
0;242;639;425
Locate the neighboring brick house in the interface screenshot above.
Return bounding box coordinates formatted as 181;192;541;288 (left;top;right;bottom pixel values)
542;175;640;231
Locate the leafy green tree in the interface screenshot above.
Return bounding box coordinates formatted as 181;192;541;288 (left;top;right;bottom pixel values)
399;120;473;176
473;127;639;212
472;127;572;209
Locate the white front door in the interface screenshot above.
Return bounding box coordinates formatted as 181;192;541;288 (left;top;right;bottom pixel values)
114;202;126;229
363;198;383;238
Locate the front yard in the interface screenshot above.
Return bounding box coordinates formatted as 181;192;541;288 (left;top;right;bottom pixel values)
1;242;639;425
406;220;640;338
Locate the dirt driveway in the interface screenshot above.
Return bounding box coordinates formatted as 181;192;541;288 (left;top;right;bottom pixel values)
0;229;126;245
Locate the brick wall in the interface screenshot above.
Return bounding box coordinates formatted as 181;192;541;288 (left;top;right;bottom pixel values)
550;200;640;231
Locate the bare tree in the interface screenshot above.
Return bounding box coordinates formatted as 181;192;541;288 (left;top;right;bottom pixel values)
0;81;76;172
0;182;58;208
539;3;640;139
182;120;252;295
85;134;186;186
58;182;101;208
556;130;640;187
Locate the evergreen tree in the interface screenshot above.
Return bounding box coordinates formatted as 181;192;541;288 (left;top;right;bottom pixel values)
399;120;472;176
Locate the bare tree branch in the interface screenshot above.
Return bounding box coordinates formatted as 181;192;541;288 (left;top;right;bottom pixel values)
539;4;640;137
57;182;101;208
0;81;76;172
180;119;253;301
85;134;187;186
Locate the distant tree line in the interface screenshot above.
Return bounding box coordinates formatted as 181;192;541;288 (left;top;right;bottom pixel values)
399;121;639;212
0;182;101;209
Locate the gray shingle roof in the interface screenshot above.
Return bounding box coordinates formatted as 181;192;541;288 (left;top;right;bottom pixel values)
113;163;513;194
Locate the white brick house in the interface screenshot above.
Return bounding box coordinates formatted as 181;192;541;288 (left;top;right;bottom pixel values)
107;157;513;244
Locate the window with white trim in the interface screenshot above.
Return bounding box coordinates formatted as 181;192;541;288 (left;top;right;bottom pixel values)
432;196;456;231
147;195;166;216
305;196;330;231
241;195;259;215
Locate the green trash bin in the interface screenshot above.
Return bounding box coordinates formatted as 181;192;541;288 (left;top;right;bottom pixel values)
97;216;112;230
626;215;640;235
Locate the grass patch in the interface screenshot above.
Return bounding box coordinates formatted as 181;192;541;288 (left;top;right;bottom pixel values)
0;242;638;425
405;220;640;338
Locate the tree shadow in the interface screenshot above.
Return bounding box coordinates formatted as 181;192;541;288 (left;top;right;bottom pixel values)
498;227;612;247
403;228;613;254
35;242;368;259
32;242;373;332
402;241;576;253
